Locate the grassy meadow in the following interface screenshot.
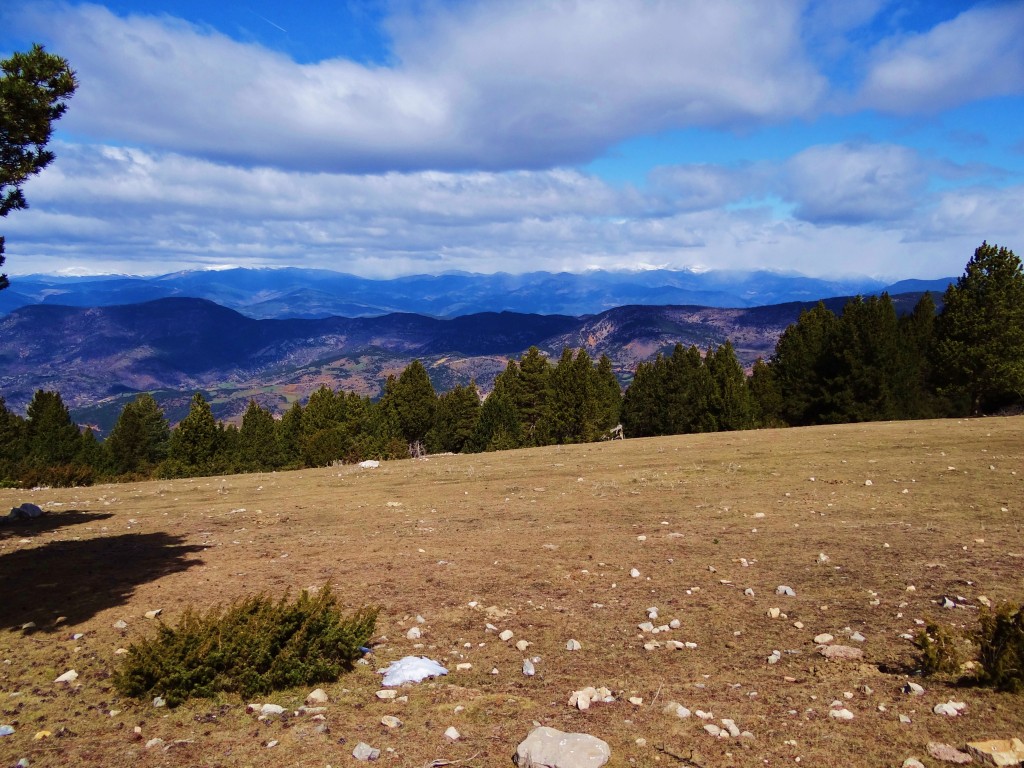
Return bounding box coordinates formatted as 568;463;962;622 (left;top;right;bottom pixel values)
0;416;1022;767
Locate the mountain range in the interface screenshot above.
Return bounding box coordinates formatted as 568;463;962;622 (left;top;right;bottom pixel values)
0;267;954;319
0;290;935;434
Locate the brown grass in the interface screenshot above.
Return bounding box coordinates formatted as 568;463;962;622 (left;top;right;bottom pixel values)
1;417;1022;767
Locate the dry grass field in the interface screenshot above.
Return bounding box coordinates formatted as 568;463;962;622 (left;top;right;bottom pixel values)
1;417;1022;768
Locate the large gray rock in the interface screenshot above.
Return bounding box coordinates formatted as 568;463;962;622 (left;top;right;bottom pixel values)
4;503;43;522
514;726;610;768
966;738;1024;766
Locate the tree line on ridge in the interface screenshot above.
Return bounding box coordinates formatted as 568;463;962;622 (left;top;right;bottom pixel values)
0;242;1021;488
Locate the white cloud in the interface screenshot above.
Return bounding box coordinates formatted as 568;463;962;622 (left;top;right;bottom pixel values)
11;1;825;172
782;142;928;224
5;139;1008;281
855;3;1024;113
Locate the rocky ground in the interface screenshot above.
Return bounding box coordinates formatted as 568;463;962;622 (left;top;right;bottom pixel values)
0;417;1022;767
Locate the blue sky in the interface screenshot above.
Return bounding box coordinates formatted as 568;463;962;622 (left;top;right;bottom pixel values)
2;0;1023;280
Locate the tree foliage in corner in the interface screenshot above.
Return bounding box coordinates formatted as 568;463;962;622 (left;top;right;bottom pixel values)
932;242;1024;415
0;44;77;289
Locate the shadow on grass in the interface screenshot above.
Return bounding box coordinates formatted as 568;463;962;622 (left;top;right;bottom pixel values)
0;531;205;633
0;510;115;539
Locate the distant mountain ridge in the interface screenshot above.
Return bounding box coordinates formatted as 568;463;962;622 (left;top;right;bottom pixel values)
0;292;934;433
0;267;955;319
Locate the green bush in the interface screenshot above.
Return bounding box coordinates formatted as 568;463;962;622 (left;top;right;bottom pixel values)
114;586;378;707
975;602;1024;693
914;622;962;676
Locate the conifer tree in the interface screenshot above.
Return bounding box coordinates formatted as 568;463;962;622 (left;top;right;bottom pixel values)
707;341;754;431
933;242;1024;414
277;401;304;467
770;302;839;425
748;358;783;427
594;354;622;434
106;393;170;475
426;383;480;454
391;360;437;447
24;389;81;466
517;347;553;445
238;400;280;471
169;393;220;472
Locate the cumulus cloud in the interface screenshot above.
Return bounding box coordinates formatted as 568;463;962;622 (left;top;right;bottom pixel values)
782;142;929;225
855;3;1024;113
5;140;1007;281
9;1;825;172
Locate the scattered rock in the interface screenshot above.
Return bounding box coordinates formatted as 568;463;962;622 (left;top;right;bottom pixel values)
776;585;796;597
260;704;285;717
933;700;967;717
523;659;535;676
566;639;582;651
514;726;611;768
456;663;472;671
569;686;614;711
817;553;830;564
113;619;128;630
144;609;162;619
352;741;381;761
850;631;866;643
359;460;380;469
516;640;531;652
666;703;691;718
444;726;461;741
942;597;956;609
0;725;13;737
903;682;925;696
54;669;78;684
375;690;397;700
965;738;1024;766
927;742;972;764
406;626;421;640
899;715;912;724
767;608;781;619
145;738;164;749
630;568;641;578
381;716;402;729
813;633;834;644
305;688;329;705
818;645;863;661
903;759;926;768
704;723;723;737
500;629;515;642
829;708;854;721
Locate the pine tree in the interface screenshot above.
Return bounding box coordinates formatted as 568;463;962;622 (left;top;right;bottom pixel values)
238;400;281;471
169;393;220;473
106;393;170;475
896;292;941;419
391;360;437;448
594;354;622;435
933;242;1024;414
748;358;783;427
467;390;522;452
277;401;304;467
770;302;839;425
0;397;26;480
426;383;481;454
517;347;552;445
707;341;754;431
621;355;667;437
24;389;81;466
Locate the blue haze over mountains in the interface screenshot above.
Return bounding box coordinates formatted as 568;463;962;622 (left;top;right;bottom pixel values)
0;268;955;320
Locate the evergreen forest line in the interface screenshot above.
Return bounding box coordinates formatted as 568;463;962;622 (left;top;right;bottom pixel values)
1;243;1021;489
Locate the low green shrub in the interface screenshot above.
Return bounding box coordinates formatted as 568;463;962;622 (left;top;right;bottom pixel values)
913;622;962;676
975;602;1024;693
114;586;378;707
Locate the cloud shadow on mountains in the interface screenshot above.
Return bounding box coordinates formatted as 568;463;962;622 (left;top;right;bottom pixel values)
0;510;114;540
0;528;205;633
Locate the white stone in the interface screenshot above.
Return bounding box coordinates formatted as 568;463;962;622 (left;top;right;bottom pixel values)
514;726;610;768
352;742;380;761
902;759;926;768
260;704;285;717
722;718;741;738
516;640;531;652
54;670;78;684
776;585;796;597
381;715;402;728
144;609;162;619
444;726;460;741
630;568;641;578
813;633;834;644
566;639;582;651
933;700;966;717
456;663;472;671
522;659;535;676
829;708;854;721
767;608;781;619
903;682;924;696
145;738;164;749
375;690;397;700
499;629;514;642
850;631;866;643
703;724;722;737
306;688;329;705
